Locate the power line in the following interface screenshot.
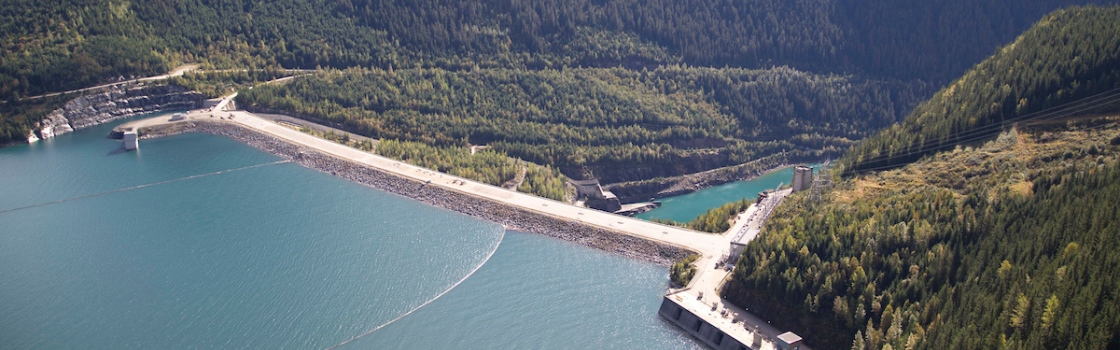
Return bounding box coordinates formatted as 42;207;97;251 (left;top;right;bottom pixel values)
845;114;1120;176
844;88;1120;175
842;117;1120;176
849;88;1120;167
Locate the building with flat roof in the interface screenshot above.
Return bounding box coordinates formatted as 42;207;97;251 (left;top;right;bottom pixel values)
791;166;813;192
776;332;803;350
570;178;622;212
570;179;606;199
729;228;758;265
123;131;138;151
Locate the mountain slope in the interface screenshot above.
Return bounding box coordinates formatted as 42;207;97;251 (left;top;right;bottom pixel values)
2;0;1116;147
724;6;1120;349
842;6;1120;174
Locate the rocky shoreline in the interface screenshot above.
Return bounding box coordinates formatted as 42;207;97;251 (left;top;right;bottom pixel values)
32;84;203;140
140;121;692;266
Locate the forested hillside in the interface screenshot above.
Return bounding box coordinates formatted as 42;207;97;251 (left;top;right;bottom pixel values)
6;0;1108;94
842;7;1120;174
728;118;1120;349
238;66;919;182
725;7;1120;349
3;0;1115;146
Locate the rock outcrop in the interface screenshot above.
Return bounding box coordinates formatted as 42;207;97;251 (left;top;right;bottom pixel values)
33;84;203;140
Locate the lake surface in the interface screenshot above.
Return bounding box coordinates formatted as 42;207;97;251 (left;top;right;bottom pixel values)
636;166;803;223
0;115;697;349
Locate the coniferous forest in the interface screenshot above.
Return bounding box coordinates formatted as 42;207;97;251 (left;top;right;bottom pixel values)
2;1;1120;349
236;66;918;182
2;0;1114;150
725;7;1120;349
843;6;1120;174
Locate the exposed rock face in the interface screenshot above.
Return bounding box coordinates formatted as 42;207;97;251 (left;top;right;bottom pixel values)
33;84;203;139
26;130;40;143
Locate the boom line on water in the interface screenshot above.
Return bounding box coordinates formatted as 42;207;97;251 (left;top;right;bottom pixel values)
0;160;291;216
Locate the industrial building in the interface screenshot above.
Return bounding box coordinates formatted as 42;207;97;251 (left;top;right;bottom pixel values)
729;228;759;265
123;131;138;151
570;178;621;212
791;166;813;192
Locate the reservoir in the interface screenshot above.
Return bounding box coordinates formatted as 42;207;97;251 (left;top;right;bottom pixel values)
636;167;802;223
0;116;696;349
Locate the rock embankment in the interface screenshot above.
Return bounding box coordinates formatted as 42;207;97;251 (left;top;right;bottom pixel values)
33;84;203;140
142;121;691;266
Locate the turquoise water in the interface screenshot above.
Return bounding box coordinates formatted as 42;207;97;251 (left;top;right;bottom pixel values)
636;166;809;223
0;116;696;349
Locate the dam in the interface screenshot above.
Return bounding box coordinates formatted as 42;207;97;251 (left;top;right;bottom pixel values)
658;291;803;350
113;106;727;260
112;104;813;349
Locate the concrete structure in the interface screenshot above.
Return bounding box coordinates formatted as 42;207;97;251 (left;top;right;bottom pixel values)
570;179;606;199
658;287;810;350
791;166;813;192
570;178;622;212
728;228;758;265
616;201;660;216
728;188;789;265
123;131;138;151
659;292;770;350
659;187;805;350
776;332;804;350
203;98;222;108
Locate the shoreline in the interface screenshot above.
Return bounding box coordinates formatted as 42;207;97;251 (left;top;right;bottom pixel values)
605;153;831;203
141;121;691;266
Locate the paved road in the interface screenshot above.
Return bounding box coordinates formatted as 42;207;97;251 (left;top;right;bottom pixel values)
658;188;803;350
20;65;200;102
17;66;313;102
